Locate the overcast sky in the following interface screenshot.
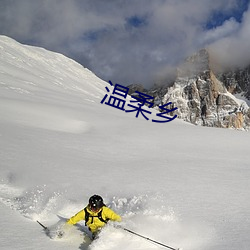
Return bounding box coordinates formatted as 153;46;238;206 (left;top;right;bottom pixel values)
0;0;249;87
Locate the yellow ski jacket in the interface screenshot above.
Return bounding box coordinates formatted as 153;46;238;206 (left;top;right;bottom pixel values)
67;206;121;233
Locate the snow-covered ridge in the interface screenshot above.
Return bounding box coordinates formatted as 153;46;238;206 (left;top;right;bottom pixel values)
0;35;110;134
0;35;106;100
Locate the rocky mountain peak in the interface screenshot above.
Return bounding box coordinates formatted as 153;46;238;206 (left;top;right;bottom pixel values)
129;48;250;130
217;66;250;100
165;49;250;129
177;48;210;78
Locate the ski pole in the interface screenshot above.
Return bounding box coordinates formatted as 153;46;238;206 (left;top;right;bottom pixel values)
122;227;180;250
37;220;48;231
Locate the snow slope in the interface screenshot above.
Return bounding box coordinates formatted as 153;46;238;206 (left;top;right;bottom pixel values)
0;36;250;250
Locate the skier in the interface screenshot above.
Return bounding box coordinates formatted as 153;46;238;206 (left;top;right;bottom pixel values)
66;194;121;239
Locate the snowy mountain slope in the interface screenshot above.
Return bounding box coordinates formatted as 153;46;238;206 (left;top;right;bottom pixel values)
0;36;250;250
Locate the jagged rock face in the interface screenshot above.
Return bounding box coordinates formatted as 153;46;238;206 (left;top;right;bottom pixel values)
159;49;250;129
127;49;250;129
163;50;250;129
217;66;250;100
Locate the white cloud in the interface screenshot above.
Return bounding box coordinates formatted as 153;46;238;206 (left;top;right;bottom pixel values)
200;18;240;45
209;5;250;69
0;0;249;87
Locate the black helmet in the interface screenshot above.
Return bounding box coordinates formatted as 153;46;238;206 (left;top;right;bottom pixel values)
89;195;104;210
